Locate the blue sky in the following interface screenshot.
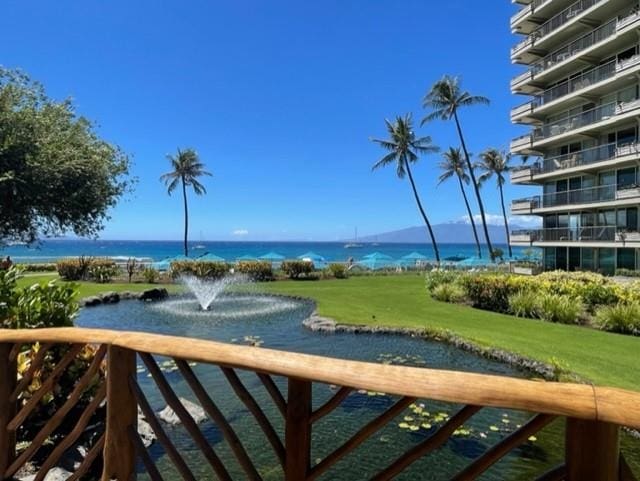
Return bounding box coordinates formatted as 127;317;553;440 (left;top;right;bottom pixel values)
3;0;539;241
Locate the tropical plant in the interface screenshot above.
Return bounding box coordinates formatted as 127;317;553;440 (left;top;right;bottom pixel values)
281;260;314;279
431;283;466;303
425;270;462;293
437;147;481;258
536;293;583;324
160;148;212;256
508;290;539;318
595;302;640;335
141;267;159;284
126;258;138;283
371;114;441;263
170;261;230;280
326;263;348;279
236;261;274;282
477;148;513;257
422;75;493;258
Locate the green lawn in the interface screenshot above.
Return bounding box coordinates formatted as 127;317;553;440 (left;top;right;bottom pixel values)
262;275;640;391
16;274;182;298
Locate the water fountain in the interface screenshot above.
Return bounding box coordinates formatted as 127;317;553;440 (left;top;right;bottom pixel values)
150;274;301;320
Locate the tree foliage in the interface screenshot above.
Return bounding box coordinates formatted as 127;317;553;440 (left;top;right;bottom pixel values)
0;68;133;244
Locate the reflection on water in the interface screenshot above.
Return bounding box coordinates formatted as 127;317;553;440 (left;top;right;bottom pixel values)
76;296;639;480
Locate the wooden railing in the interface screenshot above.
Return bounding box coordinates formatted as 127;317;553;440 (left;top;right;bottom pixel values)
0;327;638;480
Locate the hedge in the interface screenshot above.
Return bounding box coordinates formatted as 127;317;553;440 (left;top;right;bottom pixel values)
170;261;230;280
281;260;314;279
236;261;274;282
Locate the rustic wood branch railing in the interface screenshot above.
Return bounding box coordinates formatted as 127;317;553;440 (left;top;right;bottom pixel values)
0;327;638;481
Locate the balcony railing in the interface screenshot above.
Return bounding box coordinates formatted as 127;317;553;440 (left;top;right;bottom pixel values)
1;327;639;480
543;183;617;207
512;0;605;55
511;133;533;152
511;0;552;26
530;18;617;75
531;94;640;142
513;226;619;242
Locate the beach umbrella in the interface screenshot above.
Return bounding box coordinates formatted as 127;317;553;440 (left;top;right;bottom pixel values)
259;252;286;261
151;254;189;271
456;256;490;267
298;252;327;269
397;252;430;267
362;252;394;260
236;254;258;261
356;254;395;270
197;253;226;262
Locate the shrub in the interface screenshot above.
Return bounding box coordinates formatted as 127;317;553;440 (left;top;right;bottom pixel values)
0;267;21;321
536;293;583;324
88;263;120;283
281;260;314;279
170;261;230;280
425;270;462;293
126;257;138;282
141;267;159;284
236;261;274;282
56;257;91;281
460;274;534;313
595;302;640;335
615;268;640;278
13;281;78;329
508;290;539;318
326;263;348;279
431;283;466;303
16;263;57;272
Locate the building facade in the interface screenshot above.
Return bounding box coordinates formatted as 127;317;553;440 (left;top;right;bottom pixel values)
509;0;640;274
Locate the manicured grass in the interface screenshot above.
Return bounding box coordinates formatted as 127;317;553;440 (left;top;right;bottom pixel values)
262;275;640;391
16;274;182;299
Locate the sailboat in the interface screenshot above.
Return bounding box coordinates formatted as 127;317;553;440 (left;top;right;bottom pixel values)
193;231;206;250
344;227;363;249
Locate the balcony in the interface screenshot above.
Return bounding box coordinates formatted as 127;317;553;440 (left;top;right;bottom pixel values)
511;10;640;90
513;142;640;181
511;196;540;213
511;0;608;60
513;226;619;242
511;0;555;33
531;95;640;144
513;184;640;212
510;134;533;153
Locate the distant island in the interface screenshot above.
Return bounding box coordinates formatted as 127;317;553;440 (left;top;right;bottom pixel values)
355;222;528;244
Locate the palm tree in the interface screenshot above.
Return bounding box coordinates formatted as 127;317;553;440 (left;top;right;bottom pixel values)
422;75;494;258
160;148;212;256
477;148;513;258
438;147;481;258
371;114;441;263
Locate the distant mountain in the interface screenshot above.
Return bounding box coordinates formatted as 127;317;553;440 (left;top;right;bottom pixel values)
356;222;526;244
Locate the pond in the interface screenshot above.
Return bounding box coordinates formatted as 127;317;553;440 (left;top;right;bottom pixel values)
76;293;639;480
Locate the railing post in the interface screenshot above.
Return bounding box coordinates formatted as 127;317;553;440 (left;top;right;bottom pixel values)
102;346;137;481
0;343;16;479
285;378;312;481
565;418;619;481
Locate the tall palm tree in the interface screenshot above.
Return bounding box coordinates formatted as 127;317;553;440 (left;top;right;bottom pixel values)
371;114;441;263
477;148;513;258
422;75;494;259
160;148;212;256
438;147;481;258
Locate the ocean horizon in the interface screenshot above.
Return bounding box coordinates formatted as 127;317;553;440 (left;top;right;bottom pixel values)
0;239;536;264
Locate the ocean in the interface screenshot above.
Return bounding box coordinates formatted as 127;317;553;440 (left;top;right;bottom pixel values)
0;239;536;264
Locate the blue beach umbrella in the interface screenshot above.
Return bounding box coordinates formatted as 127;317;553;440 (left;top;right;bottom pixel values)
236;254;258;261
356;255;395;270
298;252;327;269
362;252;394;261
398;252;429;267
197;253;226;262
456;256;490;267
259;252;286;261
151;254;189;271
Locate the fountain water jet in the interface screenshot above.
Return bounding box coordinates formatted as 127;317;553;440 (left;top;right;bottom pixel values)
181;274;249;310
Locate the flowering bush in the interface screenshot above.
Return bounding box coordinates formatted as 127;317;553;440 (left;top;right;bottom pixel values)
460;274;535;313
170;261;230;280
281;260;314;279
236;261;274;282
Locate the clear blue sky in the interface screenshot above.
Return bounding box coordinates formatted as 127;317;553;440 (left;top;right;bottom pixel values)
3;0;539;241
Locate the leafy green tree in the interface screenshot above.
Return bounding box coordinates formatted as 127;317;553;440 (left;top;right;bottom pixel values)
477;148;514;258
422;75;494;258
371;114;441;263
160;148;212;256
437;147;481;258
0;68;132;244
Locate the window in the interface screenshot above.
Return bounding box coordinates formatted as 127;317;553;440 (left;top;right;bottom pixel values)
544;248;556;270
598;248;615;275
617;167;636;189
617;249;635;270
582;248;595;270
618;207;638;231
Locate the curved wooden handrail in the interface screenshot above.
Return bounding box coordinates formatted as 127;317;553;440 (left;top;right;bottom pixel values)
1;327;639;430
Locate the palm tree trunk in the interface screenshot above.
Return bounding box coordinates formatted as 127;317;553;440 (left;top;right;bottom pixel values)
181;177;189;257
498;182;513;258
458;175;481;258
405;160;440;263
453;111;494;259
